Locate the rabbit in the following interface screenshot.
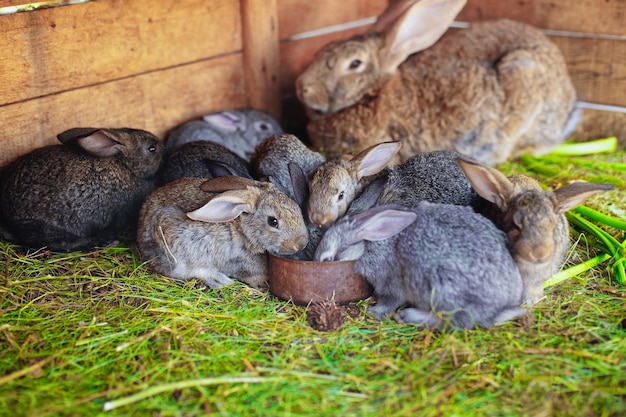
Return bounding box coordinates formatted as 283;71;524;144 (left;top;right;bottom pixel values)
250;133;326;201
136;175;309;289
0;127;164;252
250;134;327;259
457;158;615;305
165;109;284;160
374;149;483;208
313;202;526;330
159;140;252;185
295;0;578;166
307;140;401;228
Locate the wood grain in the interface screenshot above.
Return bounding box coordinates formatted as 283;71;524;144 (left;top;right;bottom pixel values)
277;0;386;39
459;0;626;37
0;54;247;166
242;0;282;119
0;0;242;106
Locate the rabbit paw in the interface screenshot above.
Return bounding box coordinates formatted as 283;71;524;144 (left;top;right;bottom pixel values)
394;308;442;329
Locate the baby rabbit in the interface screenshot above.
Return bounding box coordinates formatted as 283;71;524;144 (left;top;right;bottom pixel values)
166;109;283;160
0;127;163;252
296;0;577;165
136;176;309;289
314;203;525;330
375;150;483;208
457;158;615;304
250;134;327;259
250;134;326;201
159;140;252;185
307;141;401;228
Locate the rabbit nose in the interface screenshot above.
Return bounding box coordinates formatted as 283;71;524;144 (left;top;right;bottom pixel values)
518;242;554;263
295;234;308;251
281;234;308;254
309;212;334;229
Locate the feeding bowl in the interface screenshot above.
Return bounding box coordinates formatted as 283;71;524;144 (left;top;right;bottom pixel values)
267;254;372;306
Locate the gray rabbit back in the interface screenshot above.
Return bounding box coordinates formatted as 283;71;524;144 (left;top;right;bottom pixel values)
361;202;524;329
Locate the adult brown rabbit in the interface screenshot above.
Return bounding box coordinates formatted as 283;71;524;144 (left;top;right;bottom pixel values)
457;158;614;304
0;127;164;252
296;0;577;165
136;176;309;289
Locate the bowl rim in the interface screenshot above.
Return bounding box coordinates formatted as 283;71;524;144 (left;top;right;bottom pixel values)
268;253;356;267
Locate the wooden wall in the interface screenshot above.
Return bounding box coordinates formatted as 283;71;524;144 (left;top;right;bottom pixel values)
1;0;625;167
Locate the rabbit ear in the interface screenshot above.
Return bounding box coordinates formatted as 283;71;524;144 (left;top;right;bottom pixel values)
203;110;246;132
553;182;614;214
57;128;123;157
353;207;417;241
199;175;259;193
186;191;254;223
288;162;309;207
379;0;466;74
205;160;246;178
352;141;401;179
457;158;513;210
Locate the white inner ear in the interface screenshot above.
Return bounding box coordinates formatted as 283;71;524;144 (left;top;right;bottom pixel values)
186;193;252;223
356;142;401;178
382;0;466;74
203;111;243;132
357;209;417;241
77;131;121;157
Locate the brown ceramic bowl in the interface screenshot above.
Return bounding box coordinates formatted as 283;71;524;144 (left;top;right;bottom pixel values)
267;254;372;306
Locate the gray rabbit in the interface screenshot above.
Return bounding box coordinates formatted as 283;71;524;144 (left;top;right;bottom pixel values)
457;158;614;305
346;150;484;214
250;134;327;260
165;109;283;160
0;127;164;252
250;133;326;201
136;176;309;289
159;140;252;185
314;203;525;330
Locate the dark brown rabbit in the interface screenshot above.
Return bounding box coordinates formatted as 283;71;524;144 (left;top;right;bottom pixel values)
296;0;577;165
0;127;164;251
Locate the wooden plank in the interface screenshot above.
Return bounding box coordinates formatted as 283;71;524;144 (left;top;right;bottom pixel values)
552;36;626;108
0;0;242;106
278;0;626;39
0;54;247;166
277;0;386;40
459;0;626;37
241;0;282;120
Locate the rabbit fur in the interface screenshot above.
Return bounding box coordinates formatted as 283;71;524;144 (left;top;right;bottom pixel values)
296;0;577;165
0;127;164;252
457;158;615;304
250;134;327;260
376;150;483;208
307;140;401;228
160;140;252;185
251;134;326;201
166;109;283;160
314;202;526;329
136;176;309;289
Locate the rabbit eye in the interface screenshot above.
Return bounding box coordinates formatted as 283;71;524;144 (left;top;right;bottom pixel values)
348;59;362;70
337;191;344;201
267;216;279;228
148;145;157;153
255;121;270;132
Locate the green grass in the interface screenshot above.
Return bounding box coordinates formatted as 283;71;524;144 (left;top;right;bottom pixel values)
1;149;625;417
